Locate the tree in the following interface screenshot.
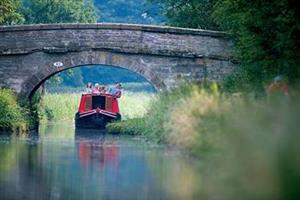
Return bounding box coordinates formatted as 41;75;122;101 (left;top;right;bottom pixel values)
148;0;219;30
21;0;98;87
152;0;300;92
213;0;300;91
0;0;24;25
94;0;165;24
22;0;97;24
59;68;84;87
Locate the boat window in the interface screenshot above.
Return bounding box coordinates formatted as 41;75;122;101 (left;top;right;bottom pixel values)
92;95;106;109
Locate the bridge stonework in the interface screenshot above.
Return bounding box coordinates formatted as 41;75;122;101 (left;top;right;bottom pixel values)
0;23;235;98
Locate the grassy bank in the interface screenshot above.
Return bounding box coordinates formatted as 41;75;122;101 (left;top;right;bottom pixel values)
46;82;156;93
38;92;154;122
107;84;300;199
0;89;30;132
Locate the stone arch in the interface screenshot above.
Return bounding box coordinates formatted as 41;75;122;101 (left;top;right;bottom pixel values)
21;51;166;99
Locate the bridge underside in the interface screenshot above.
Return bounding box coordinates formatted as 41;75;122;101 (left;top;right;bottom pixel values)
0;23;235;99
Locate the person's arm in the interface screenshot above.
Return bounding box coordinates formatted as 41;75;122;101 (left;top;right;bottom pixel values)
115;90;122;98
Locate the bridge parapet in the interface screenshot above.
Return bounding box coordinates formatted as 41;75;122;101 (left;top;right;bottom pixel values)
0;23;227;37
0;23;231;60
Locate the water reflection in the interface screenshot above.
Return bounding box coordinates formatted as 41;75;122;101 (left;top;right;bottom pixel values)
75;129;119;170
0;123;201;200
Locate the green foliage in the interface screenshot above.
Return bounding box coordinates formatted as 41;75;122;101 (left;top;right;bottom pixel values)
95;0;165;24
106;118;146;135
47;75;62;86
0;89;28;130
108;84;202;142
1;0;164;26
51;68;83;87
197;97;300;199
108;84;300;199
27;91;43;127
0;0;24;25
149;0;219;30
213;0;300;92
38;93;80;121
80;66;149;84
22;0;97;24
151;0;300;92
141;84;197;142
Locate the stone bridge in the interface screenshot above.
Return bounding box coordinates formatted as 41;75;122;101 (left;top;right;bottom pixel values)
0;23;234;98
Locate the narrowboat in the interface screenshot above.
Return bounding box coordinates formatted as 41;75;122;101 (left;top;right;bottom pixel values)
75;93;121;129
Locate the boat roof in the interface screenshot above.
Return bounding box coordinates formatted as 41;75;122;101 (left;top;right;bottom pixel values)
82;93;114;97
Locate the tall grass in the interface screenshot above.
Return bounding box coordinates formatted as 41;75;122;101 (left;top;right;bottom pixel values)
39;92;154;121
107;84;300;199
39;93;80;121
46;82;156;93
195;97;300;199
107;85;207;142
119;92;155;119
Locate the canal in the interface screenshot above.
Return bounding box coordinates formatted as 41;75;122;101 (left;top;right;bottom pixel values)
0;123;201;200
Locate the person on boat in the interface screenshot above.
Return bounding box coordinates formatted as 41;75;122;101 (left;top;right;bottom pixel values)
110;83;122;98
86;82;93;93
92;83;101;94
99;85;107;94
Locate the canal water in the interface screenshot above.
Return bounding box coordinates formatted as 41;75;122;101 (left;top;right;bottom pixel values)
0;123;201;200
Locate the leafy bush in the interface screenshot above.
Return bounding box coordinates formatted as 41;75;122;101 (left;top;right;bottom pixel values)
0;0;24;25
213;0;300;92
106;118;145;135
0;89;28;131
148;0;219;30
153;0;300;92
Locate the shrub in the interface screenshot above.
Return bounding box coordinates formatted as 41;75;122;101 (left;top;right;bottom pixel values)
106;118;145;135
0;89;28;131
198;97;300;199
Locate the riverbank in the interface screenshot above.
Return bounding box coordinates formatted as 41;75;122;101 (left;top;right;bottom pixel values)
0;88;154;132
0;89;34;133
2;84;299;198
107;84;300;199
38;92;154;122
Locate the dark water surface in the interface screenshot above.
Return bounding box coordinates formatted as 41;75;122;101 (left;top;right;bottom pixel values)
0;123;201;200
